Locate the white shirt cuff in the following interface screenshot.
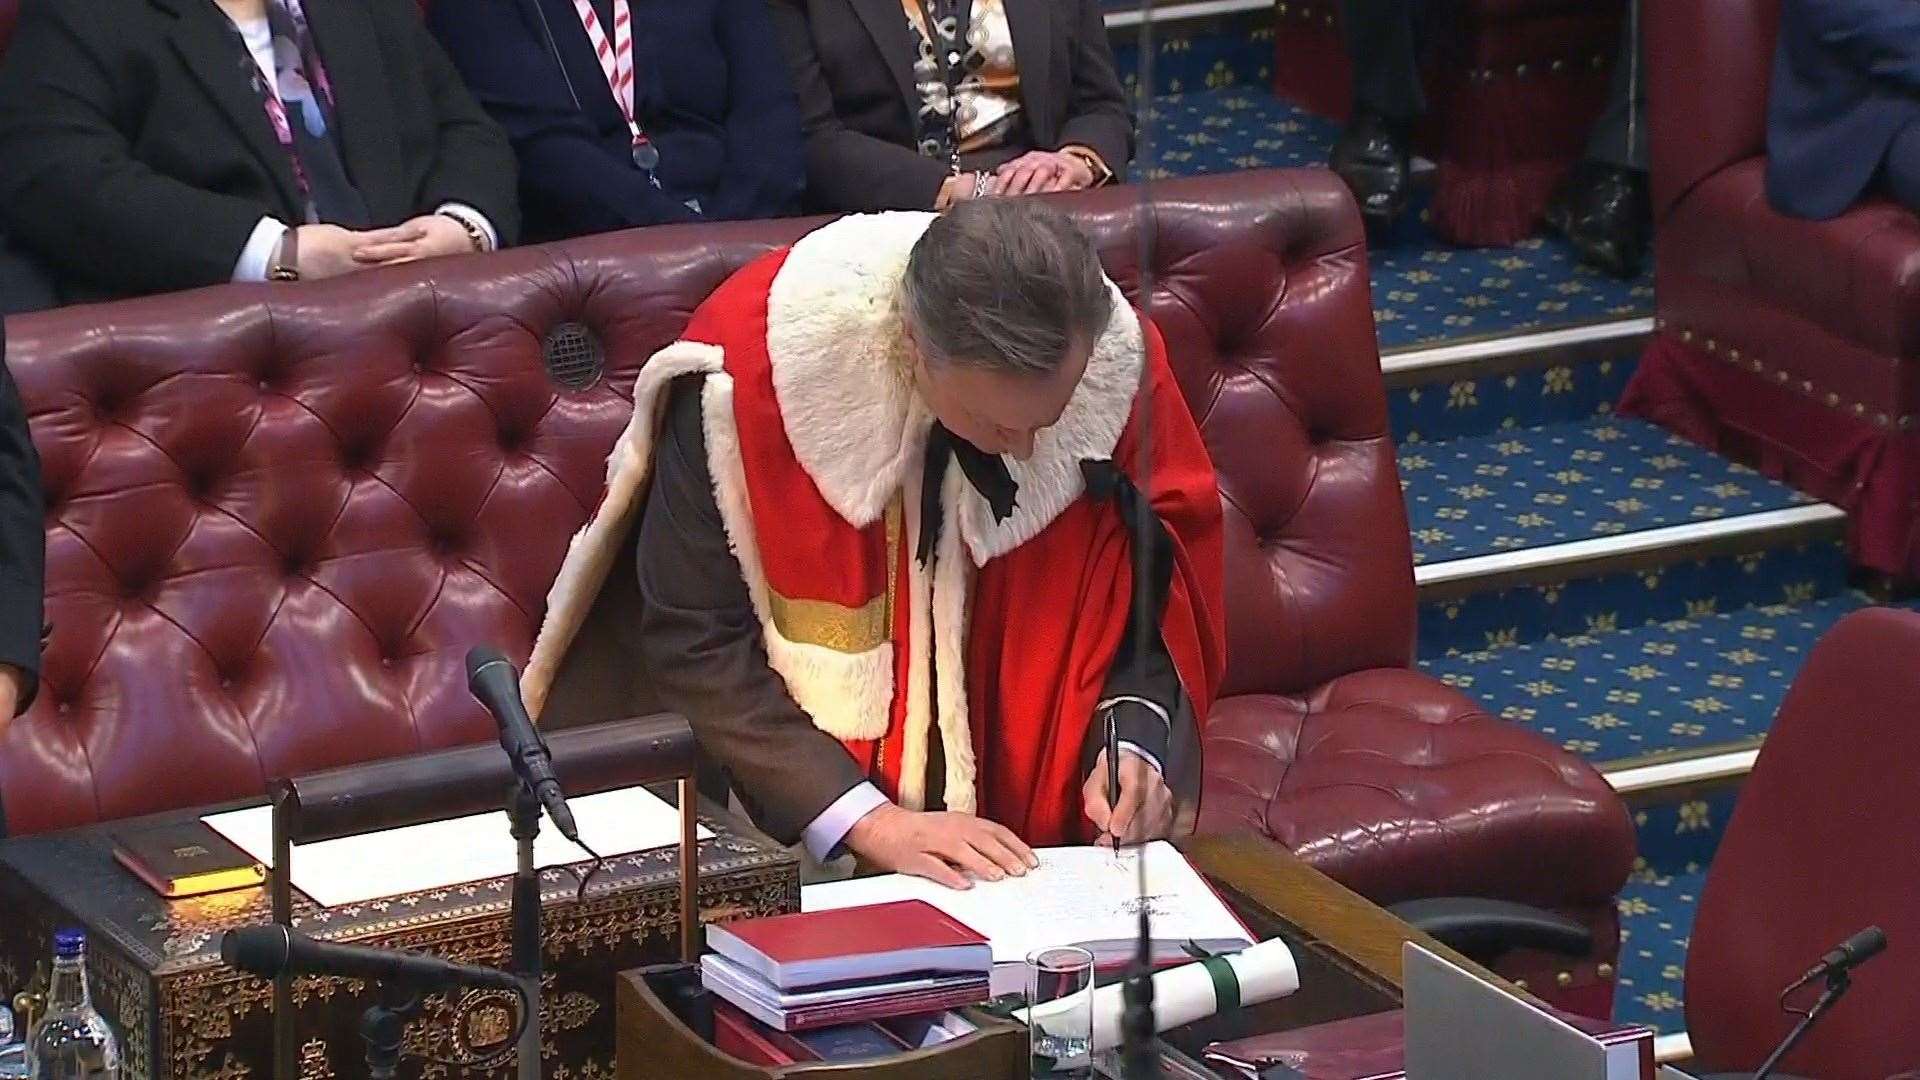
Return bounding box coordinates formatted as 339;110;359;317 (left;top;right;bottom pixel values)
1116;741;1164;776
434;202;499;252
234;217;289;282
801;782;888;863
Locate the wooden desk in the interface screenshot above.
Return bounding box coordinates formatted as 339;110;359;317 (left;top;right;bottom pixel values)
614;833;1520;1079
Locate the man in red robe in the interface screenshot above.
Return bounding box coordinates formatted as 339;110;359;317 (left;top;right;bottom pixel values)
524;199;1224;888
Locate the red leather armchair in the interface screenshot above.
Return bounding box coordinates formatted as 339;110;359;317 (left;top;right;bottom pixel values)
1621;0;1920;580
1684;608;1920;1078
1272;0;1625;246
0;169;1631;1013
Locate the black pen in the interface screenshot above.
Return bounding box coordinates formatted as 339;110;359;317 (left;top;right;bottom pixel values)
1105;707;1121;852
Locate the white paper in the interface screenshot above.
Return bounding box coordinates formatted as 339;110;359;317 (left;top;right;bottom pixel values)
802;841;1251;964
203;786;712;908
1021;936;1300;1053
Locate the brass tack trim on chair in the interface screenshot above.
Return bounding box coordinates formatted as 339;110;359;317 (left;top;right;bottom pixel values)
1596;963;1615;981
1555;971;1573;989
1900;415;1915;431
1705;338;1717;353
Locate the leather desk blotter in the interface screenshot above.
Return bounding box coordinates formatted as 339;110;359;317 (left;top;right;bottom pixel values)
0;795;796;1080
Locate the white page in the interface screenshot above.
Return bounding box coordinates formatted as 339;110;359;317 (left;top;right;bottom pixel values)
801;841;1250;964
204;785;711;908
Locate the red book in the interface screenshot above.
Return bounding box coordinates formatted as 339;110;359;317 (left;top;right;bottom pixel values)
706;899;991;990
700;953;990;1032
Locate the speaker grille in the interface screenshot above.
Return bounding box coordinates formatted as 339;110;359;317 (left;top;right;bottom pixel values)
542;322;605;392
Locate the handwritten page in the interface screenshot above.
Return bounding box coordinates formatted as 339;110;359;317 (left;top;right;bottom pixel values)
801;841;1251;964
204;785;711;908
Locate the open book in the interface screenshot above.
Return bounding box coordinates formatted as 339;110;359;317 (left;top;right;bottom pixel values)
802;841;1253;991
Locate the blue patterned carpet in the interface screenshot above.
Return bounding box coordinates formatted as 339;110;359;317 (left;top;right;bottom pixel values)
1137;86;1655;350
1612;787;1739;1033
1420;594;1920;767
1402;416;1816;566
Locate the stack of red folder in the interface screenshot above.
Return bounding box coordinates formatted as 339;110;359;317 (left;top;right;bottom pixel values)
700;900;993;1032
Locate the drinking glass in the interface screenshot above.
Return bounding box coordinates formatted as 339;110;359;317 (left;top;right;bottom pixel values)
1025;945;1095;1079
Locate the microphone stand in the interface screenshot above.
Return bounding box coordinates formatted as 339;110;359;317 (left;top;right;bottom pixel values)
508;784;544;1080
1752;969;1852;1080
360;983;421;1080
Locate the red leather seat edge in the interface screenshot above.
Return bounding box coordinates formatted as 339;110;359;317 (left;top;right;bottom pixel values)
1622;0;1920;580
0;168;1633;1017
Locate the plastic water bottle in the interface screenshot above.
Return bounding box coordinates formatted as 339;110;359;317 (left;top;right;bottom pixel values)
0;998;27;1079
27;931;118;1079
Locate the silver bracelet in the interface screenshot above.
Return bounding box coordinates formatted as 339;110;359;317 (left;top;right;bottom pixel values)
971;170;995;199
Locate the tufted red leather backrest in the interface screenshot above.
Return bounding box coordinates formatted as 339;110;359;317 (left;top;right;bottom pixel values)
0;169;1408;835
1647;0;1779;222
1685;607;1920;1078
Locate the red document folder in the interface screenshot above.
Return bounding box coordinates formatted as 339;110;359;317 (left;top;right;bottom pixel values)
707;898;992;990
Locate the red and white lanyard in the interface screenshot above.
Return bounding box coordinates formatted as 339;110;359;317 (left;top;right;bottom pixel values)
569;0;656;166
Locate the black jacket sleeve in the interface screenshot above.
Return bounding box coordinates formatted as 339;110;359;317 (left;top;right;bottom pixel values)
396;0;523;245
1054;0;1134;175
705;0;809;222
766;0;951;211
636;377;867;844
0;323;45;714
0;2;270;294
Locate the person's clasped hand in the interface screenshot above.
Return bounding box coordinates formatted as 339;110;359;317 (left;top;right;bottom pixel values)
348;214;477;266
993;149;1096;196
845;803;1039;890
1081;748;1175;848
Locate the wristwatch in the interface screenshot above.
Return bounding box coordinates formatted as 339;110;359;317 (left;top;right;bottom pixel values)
1061;146;1113;187
267;228;300;282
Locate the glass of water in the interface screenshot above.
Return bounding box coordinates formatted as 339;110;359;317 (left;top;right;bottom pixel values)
1026;946;1095;1079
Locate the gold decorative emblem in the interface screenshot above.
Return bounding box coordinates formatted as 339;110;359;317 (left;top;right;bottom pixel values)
297;1038;333;1080
464;999;515;1049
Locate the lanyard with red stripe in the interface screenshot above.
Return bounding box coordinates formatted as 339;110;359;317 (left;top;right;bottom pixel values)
569;0;660;173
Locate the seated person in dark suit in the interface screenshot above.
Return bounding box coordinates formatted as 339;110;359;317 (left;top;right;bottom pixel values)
0;320;47;837
1333;0;1650;277
768;0;1132;213
1768;0;1920;220
0;0;520;310
430;0;805;240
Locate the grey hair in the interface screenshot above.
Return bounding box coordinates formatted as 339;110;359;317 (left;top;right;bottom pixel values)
900;199;1114;376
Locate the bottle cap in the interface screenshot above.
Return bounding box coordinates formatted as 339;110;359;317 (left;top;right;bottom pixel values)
52;929;85;958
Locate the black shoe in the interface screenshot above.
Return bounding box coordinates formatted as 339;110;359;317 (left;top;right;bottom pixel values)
1331;111;1414;227
1546;162;1651;279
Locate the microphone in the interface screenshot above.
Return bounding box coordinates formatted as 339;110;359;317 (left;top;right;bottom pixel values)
1786;926;1886;993
221;925;520;991
466;646;581;844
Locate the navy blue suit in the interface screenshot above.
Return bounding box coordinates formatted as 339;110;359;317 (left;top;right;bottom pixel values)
430;0;804;240
1768;0;1920;219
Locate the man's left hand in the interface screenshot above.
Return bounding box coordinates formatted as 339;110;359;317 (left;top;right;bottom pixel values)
351;215;477;266
993;150;1095;196
1081;749;1174;847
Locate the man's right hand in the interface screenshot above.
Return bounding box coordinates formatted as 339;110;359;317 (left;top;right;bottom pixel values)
289;224;380;280
844;803;1038;890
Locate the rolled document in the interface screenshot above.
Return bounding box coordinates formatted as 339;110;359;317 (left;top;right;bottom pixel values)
1020;937;1300;1054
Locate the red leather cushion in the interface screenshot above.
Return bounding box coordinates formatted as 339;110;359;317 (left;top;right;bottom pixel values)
1648;0;1779;221
1662;161;1920;364
1200;668;1634;911
1686;608;1920;1077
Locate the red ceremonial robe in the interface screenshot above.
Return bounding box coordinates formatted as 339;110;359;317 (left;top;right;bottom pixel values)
524;211;1224;846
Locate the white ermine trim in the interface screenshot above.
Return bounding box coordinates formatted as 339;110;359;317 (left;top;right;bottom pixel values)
955;287;1143;564
932;462;980;814
764;213;1144;557
701;375;894;742
523;340;724;718
896;463;934;812
765;212;936;527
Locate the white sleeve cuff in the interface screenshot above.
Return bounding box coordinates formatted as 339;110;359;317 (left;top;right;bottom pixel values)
801;782;889;863
234;217;289;282
434;202;499;252
1116;741;1164;776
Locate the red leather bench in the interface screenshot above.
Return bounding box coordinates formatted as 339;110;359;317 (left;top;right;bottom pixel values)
1273;0;1626;247
0;169;1633;1015
1621;0;1920;580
